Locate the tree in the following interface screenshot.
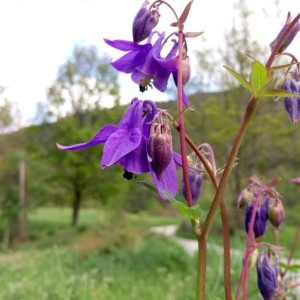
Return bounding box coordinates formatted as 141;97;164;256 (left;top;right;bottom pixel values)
0;88;21;133
47;44;120;226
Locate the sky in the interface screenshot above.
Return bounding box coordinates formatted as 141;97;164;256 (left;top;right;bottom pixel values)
0;0;300;127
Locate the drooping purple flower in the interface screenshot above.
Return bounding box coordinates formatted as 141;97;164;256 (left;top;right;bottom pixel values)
283;78;300;124
245;196;270;240
270;12;300;54
182;167;203;205
132;0;160;43
57;98;180;200
57;98;156;174
105;32;180;94
256;252;279;300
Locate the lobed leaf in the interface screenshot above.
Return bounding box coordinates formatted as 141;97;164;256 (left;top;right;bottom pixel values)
249;60;270;94
223;65;253;92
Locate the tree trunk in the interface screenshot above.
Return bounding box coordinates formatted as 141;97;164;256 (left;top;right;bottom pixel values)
71;188;82;227
13;160;27;243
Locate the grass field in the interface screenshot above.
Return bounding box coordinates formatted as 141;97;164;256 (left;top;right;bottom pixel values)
0;207;298;300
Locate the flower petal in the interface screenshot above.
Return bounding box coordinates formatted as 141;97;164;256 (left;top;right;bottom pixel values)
150;158;178;200
111;51;148;73
101;128;142;168
119;137;150;173
56;125;118;151
104;38;151;52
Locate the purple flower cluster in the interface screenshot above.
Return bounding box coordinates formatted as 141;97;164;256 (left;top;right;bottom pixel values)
56;1;195;201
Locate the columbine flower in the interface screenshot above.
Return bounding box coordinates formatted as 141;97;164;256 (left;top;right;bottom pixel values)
245;196;270;240
270;12;300;54
283;78;300;124
132;0;160;43
57;98;156;174
256;251;279;300
57;98;181;200
105;31;179;94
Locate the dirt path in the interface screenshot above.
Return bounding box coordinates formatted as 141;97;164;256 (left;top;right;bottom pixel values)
150;224;300;295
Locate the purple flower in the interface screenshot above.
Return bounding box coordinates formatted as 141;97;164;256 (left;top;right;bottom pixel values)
270;12;300;54
132;1;160;43
245;196;269;239
182;167;203;205
256;252;279;300
283;78;300;124
57;98;180;200
57;99;156;173
105;32;179;94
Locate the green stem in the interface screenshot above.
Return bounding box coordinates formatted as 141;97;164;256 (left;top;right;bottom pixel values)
196;234;207;300
183;134;232;299
197;96;258;300
202;96;257;235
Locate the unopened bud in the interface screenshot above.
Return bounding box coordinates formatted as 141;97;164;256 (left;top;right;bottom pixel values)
256;252;279;300
149;123;173;179
237;188;254;210
270;12;300;54
283;78;300;124
182;56;191;86
245;197;269;241
132;1;160;43
182;167;203;205
268;198;285;228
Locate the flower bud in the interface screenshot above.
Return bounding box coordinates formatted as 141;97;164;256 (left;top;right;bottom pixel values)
237;187;254;210
182;167;203;205
270;12;300;54
267;198;285;229
149;123;173;179
283;78;300;124
245;197;269;240
182;56;191;86
132;1;160;43
256;251;279;300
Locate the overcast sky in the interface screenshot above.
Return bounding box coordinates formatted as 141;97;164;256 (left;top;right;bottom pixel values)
0;0;299;126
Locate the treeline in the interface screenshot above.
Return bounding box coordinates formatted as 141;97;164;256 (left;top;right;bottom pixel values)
1;89;300;235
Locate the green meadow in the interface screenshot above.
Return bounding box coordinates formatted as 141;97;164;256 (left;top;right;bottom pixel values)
0;207;298;300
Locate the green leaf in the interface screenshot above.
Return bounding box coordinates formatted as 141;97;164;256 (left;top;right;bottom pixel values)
223;65;253;92
279;262;300;272
259;88;300;98
163;191;202;219
249;61;270;95
137;181;159;195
